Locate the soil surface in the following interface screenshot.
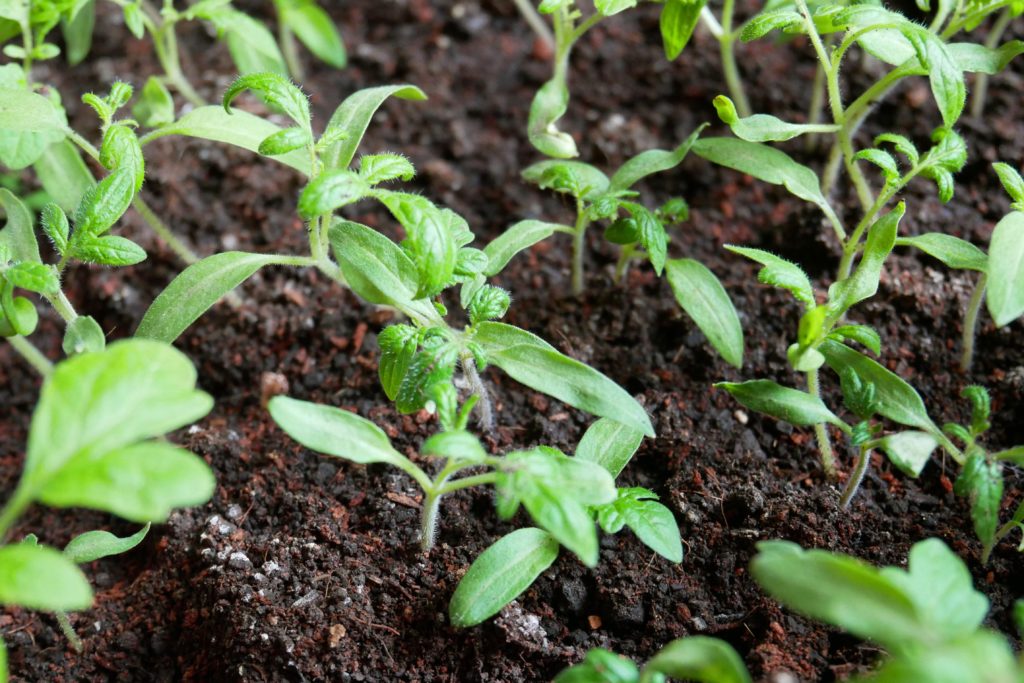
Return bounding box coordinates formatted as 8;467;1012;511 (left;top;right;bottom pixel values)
2;1;1023;681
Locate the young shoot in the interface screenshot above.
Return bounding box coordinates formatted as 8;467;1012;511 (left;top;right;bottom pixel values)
554;636;750;683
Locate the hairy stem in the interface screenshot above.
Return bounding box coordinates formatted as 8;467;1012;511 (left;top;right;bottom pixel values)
807;367;838;479
839;446;872;507
461;355;494;430
44;290;79;324
512;0;555;51
719;0;752;118
420;490;441;552
970;8;1013;119
960;272;988;372
571;200;589;296
56;612;83;653
6;335;54;377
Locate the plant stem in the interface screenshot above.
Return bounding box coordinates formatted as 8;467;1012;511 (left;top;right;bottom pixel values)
6;335;54;377
614;243;637;284
571;199;589;296
719;0;751;118
279;21;305;82
960;272;987;372
56;612;83;653
970;8;1013;119
436;472;499;495
133;196;200;265
44;290;79;324
836;188;892;279
20;18;34;82
152;17;207;107
839;445;871;507
419;490;441;552
461;355;494;430
804;61;828;152
512;0;555;51
807;367;838;479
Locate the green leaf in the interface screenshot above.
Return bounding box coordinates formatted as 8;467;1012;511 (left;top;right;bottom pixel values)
474;322;655;437
725;245;814;306
279;0;346;68
954;452;1003;552
22;340;214;521
739;9;803;41
215;10;288;75
554;649;640;683
144;107;311;175
136;252;280;342
70;235;146;266
819;340;936;432
0;544;92;612
358;153;415;185
660;0;708;60
63;524;150;564
595;0;637;15
378;192;457;298
714;95;834;143
992;162;1024;209
0;188;39;263
646;637;752;683
33;139;95;214
449;528;559;627
321;85;427;170
523;160;609;200
62;314;105;356
329;220;419;308
918;128;967;203
0;294;38;336
626;203;666;275
751;541;923;650
4;262;58;293
132;76;175;127
829;203;902;313
72;168;134;238
717;380;846;428
878;431;937;477
123;2;144;38
0;88;67;169
666;258;744;369
223;71;309;128
378;324;419;401
986;211;1024;326
468;285;510;324
528;74;578;159
575;417;643;478
948;40;1024;75
297;169;367;218
61;0;95;65
422;430;487;465
907;30;965;128
609;127;703;192
257;126;313;156
828;324;882;356
895;233;987;272
598;488;682;562
268;395;409;467
692;137;837;223
855;148;900;186
875;133;919;166
100;124;145;191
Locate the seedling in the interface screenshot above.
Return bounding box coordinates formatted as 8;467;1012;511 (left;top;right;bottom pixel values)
752;538;1024;680
268;399;680;626
0;340;216;680
554;636;750;683
896;162;1024;370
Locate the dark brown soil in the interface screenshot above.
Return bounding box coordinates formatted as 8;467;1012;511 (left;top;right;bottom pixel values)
2;1;1023;681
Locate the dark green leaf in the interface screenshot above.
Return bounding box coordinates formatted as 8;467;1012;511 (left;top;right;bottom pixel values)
598;488;682;562
4;262;58;293
297;169;367;218
378;192;457;298
523;160;609;200
377;324;418;401
99;124;145;191
666;258;744;368
72;168;134;238
829;203;903;313
70;235;146;266
954;452;1003;551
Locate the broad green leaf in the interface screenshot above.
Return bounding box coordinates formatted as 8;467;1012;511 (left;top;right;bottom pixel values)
948;40;1024;75
449;528;559;627
725;245;814;305
528;74;577;159
880;538;990;643
483;220;564;276
70;235;146;266
40;442;214;522
692;137;837;223
24;340;213;478
595;0;637;15
32;139;95;214
4;262;58;293
0;544;92;612
297;169;367;218
864;631;1018;683
72;168;134;237
132;76;175;127
660;0;708;60
145;107;310;174
597;488;682;562
515;477;600;565
575;417;643;478
908;31;966;128
377;192;457;298
268;395;407;466
819;340;935;432
714;95;834;143
879;431;937;476
321;85;428;170
953;453;1003;553
896;233;987;272
986;211;1024;326
751;541;922;649
62;314;105;356
136;252;279;342
829;203;903;313
666;258;744;368
203;10;287;75
717;380;846;428
646;637;752;683
628;203;666;275
0;88;67;169
280;0;346;68
63;524;150;564
554;649;640;683
359;153;415;185
0;188;39;262
61;0;95;65
329;220;419;308
609;127;703;192
523;160;609;200
377;324;419;401
474;322;654;436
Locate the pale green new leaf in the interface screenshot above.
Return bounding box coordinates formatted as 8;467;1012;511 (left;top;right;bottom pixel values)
646;637;752;683
483;220;564;276
0;88;67;169
0;188;39;263
132;76;175;127
714;95;835;143
879;431;937;476
329;219;419;308
321;85;427;170
895;233;987;272
280;0;346;68
609;127;702;192
528;74;577;159
986;211;1024;326
595;0;636;15
0;544;92;612
61;0;95;65
725;245;814;305
575;417;643;478
297;169;368;218
136;252;280;342
63;524;150;564
666;258;744;368
660;0;708;59
717;380;846;428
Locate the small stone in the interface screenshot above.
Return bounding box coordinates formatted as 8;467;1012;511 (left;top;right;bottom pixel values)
228;552;252;570
329;624;347;648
